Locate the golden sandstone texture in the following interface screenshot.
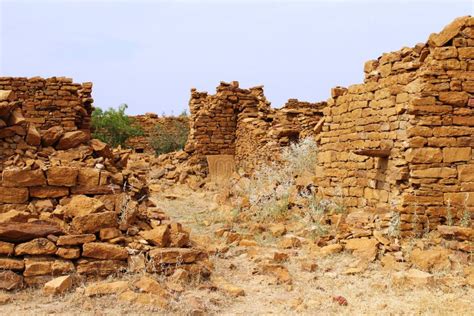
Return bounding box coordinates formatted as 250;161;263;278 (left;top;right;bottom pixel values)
0;16;472;298
316;16;474;237
0;80;209;292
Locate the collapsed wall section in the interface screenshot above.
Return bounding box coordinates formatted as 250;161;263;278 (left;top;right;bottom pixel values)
0;77;93;133
184;81;325;173
0;77;93;172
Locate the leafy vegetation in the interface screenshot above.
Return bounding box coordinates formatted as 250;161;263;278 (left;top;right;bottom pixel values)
150;118;190;155
91;104;143;147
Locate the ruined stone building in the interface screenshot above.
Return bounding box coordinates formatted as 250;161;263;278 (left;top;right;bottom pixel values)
0;17;472;237
315;16;474;234
0;77;93;169
184;81;325;173
180;17;473;234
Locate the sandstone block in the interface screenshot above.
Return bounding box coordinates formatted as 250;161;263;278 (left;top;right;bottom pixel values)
133;276;168;297
46;166;78;187
2;168;46;187
56;131;89;150
99;228;121;241
405;148;442;163
439;91;469;106
82;242;128;260
0;257;25;270
458;164;474;181
437;225;473;241
70;211;117;234
345;238;379;261
57;234;96;246
25;124;41;146
77;168;100;187
0;222;62;243
139;226;170;247
43;275;73;295
76;259;127;276
433;46;458;59
0;187;28;203
90;139;113;159
410;248;451;272
411;167;457;178
41;126;64;147
15;238;57;255
29;186;69;198
84;280;129;297
0;241;14;255
0;270;23;290
442;147;471;163
56;247;81;259
458;47;474;58
62;195;104;218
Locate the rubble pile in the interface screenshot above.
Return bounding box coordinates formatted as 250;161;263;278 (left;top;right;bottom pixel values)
0;84;209;292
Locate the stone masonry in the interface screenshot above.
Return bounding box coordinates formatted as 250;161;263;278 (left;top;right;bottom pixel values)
185;81;325;173
316;16;474;235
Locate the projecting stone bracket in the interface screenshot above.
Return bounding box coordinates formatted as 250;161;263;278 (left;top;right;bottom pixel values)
354;149;391;158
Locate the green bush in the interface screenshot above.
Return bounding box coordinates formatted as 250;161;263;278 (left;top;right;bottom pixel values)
150;119;190;155
91;104;143;147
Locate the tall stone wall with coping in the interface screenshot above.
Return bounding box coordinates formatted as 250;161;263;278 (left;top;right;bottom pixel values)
316;16;474;236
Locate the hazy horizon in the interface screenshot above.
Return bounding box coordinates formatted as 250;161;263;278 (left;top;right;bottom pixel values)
0;0;472;115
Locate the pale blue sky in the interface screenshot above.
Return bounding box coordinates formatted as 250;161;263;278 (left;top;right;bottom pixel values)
0;0;472;115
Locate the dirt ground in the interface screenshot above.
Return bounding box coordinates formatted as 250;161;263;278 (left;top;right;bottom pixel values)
1;185;473;315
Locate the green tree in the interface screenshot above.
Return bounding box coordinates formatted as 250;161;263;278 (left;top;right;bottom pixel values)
150;119;190;155
91;104;143;147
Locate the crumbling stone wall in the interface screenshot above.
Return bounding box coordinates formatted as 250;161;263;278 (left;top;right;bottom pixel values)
0;78;208;289
0;77;93;172
317;16;474;235
185;81;325;173
126;113;189;154
0;77;93;133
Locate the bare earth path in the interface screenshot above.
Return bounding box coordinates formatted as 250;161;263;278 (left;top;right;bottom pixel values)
151;185;474;315
0;185;472;315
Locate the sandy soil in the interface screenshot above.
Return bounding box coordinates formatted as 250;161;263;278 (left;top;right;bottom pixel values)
1;185;473;315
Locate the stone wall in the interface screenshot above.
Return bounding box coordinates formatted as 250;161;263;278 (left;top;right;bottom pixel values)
185;81;325;173
0;78;208;289
0;77;93;133
316;16;474;235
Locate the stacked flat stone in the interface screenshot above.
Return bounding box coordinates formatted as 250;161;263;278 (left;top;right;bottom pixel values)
316;16;474;236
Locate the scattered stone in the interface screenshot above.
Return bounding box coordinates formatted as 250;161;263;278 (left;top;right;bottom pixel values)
139;226;170;247
85;280;129;297
0;270;23;290
345;238;379;261
43;275;73;295
133;276;168;297
212;276;245;297
319;244;343;257
392;269;434;287
409;248;451;272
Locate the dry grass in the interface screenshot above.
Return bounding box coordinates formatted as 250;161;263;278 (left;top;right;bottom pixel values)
2;185;472;315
